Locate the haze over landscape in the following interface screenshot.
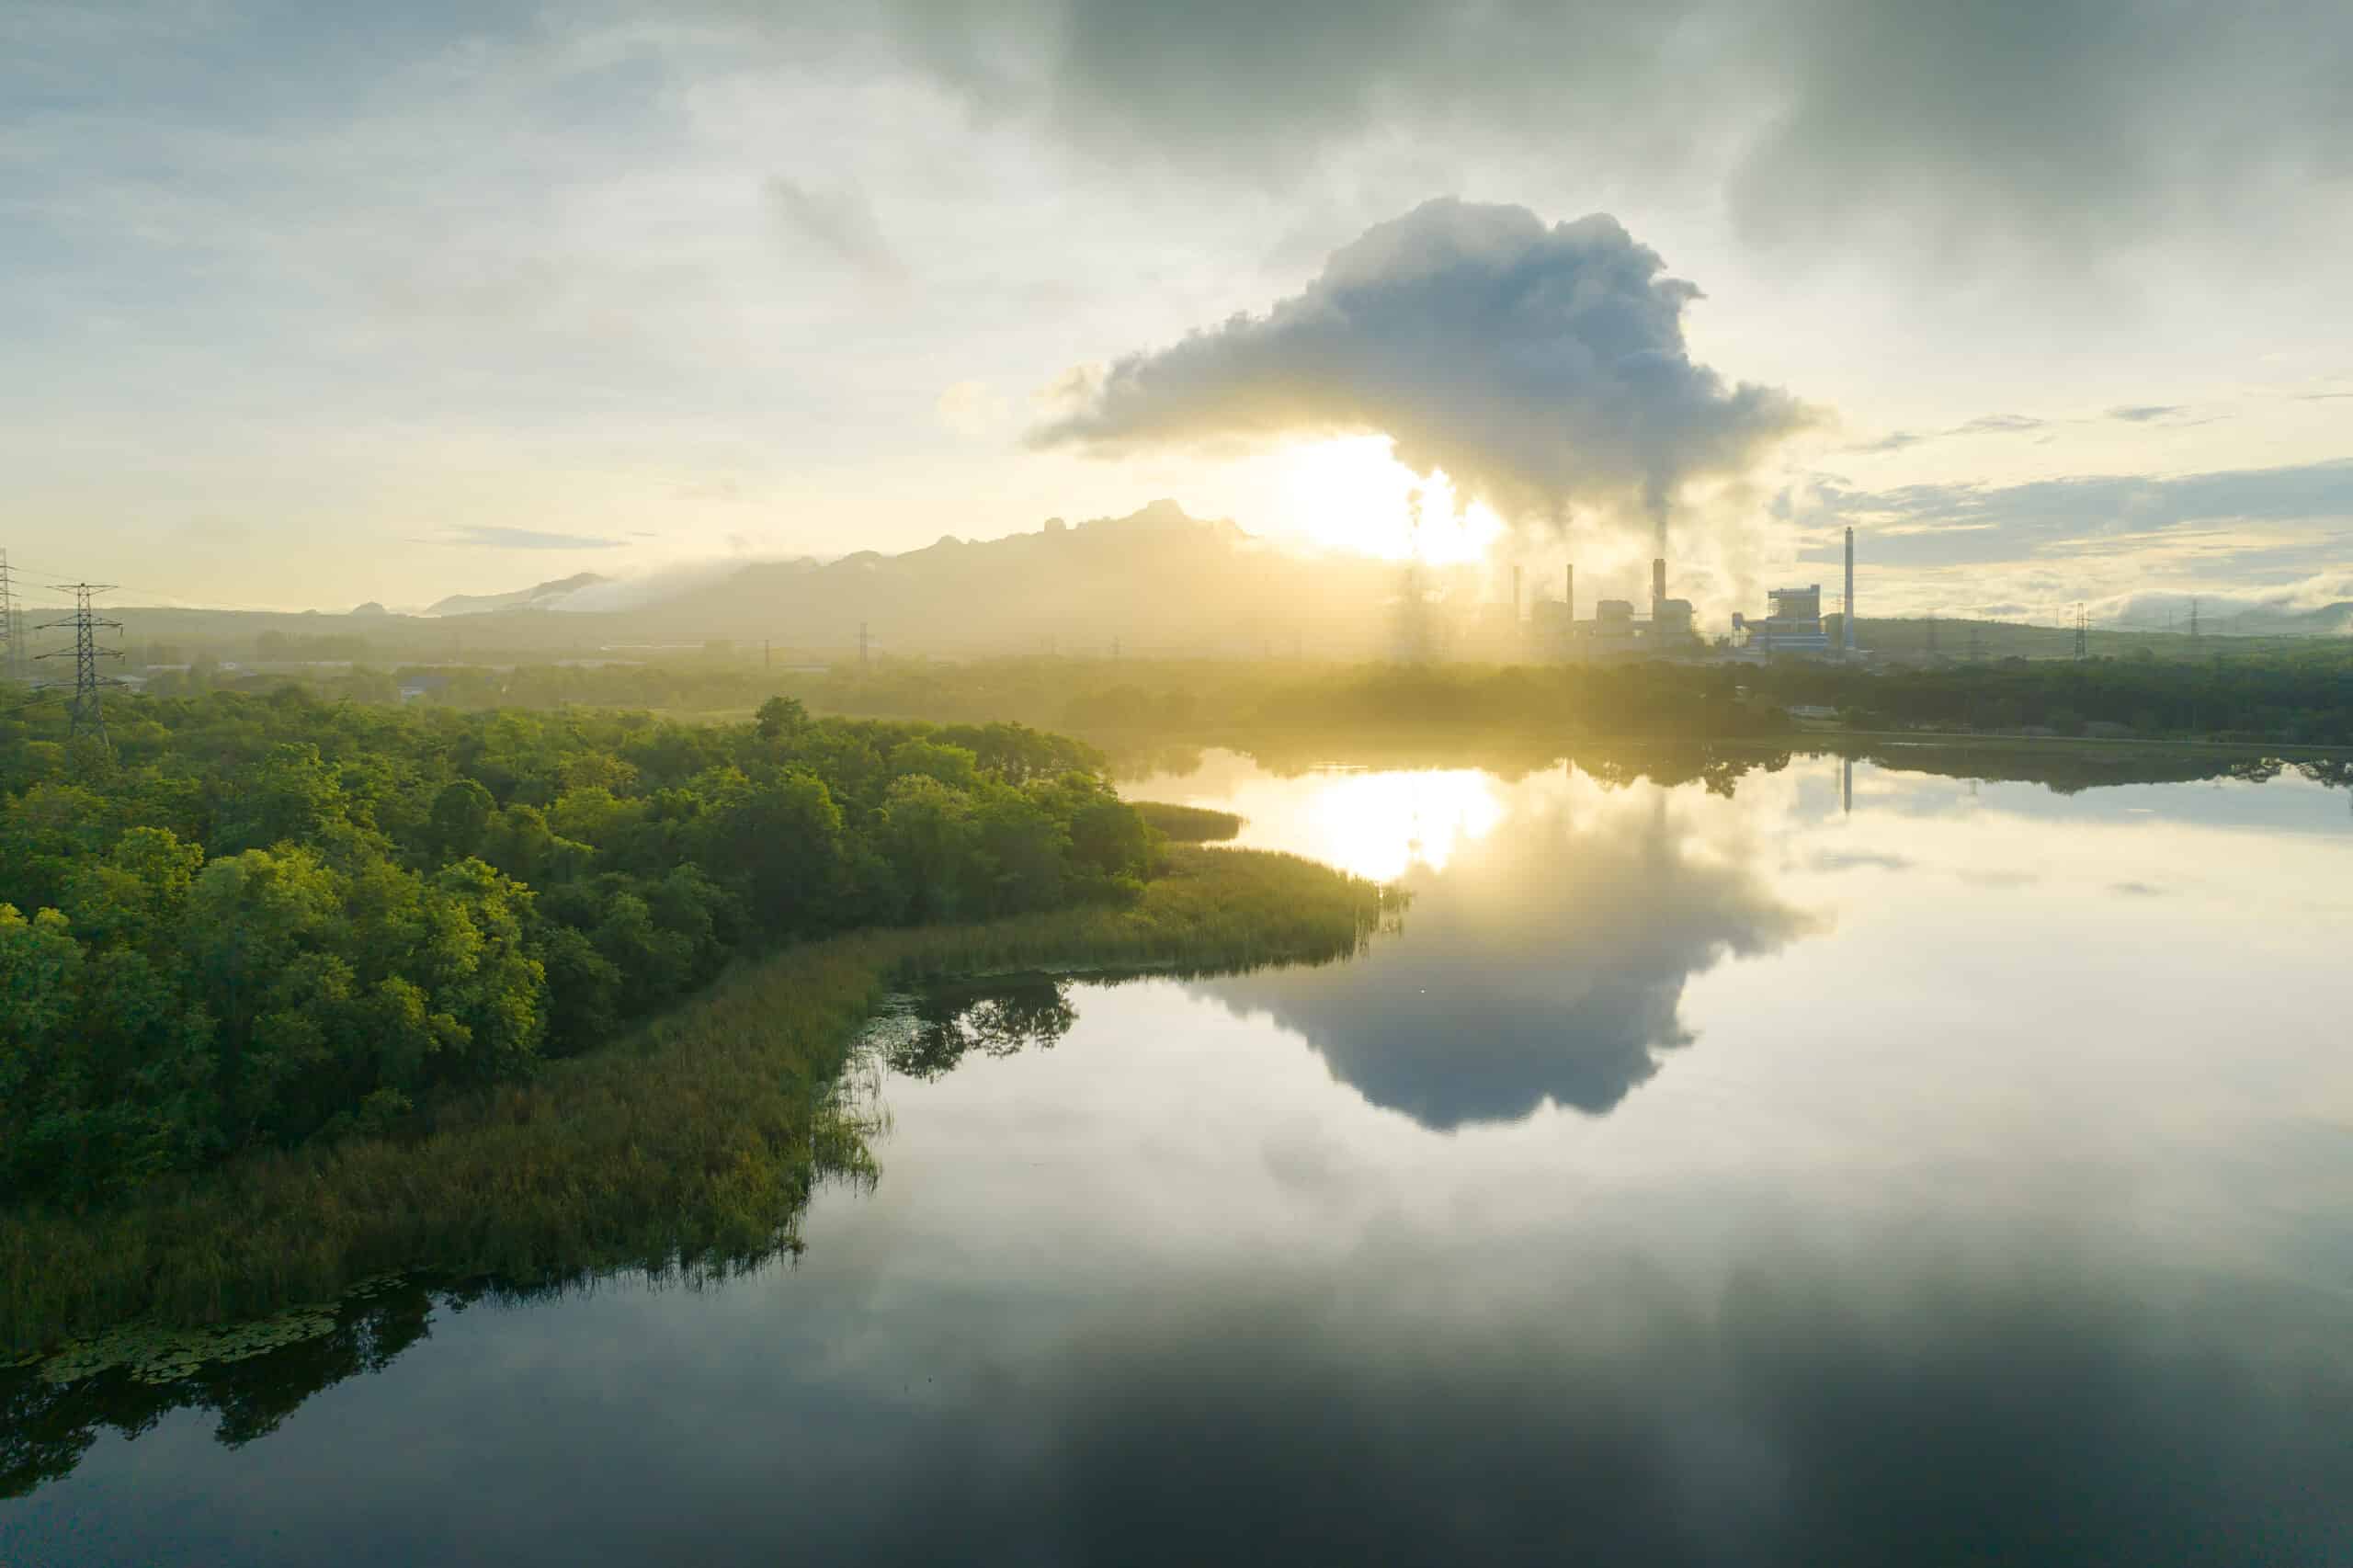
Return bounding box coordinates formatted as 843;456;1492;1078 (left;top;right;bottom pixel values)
6;0;2349;627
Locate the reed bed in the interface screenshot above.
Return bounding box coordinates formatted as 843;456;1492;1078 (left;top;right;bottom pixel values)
1127;801;1245;842
2;846;1382;1353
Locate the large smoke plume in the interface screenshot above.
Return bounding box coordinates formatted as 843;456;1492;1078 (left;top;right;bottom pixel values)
1029;198;1819;549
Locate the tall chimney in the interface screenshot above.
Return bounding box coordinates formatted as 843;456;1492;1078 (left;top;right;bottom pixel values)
1564;563;1574;622
1652;556;1666;613
1844;527;1856;653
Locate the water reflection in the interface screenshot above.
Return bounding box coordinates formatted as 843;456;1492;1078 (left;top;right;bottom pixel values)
12;750;2353;1563
3;1280;441;1499
837;1252;2351;1566
1192;772;1820;1126
877;976;1078;1081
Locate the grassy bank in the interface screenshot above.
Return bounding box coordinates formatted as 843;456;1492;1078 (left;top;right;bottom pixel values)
1;846;1384;1355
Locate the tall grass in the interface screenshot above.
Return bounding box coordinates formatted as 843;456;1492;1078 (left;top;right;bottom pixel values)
0;846;1383;1354
1128;800;1244;842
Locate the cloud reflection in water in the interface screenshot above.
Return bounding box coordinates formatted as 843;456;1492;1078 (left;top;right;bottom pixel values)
1195;773;1820;1126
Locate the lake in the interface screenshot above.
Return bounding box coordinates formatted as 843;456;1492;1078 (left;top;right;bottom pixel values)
7;747;2351;1564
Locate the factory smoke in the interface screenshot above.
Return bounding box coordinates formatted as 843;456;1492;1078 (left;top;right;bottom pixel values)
1029;198;1821;551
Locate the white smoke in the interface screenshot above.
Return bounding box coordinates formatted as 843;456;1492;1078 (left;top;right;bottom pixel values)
1030;198;1820;545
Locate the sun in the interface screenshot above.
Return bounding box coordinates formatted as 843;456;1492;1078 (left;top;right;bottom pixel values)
1277;436;1505;564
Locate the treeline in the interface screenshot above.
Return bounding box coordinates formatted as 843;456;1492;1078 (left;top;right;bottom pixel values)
1754;643;2353;744
0;687;1154;1200
138;658;787;715
786;657;1786;741
123;642;2353;749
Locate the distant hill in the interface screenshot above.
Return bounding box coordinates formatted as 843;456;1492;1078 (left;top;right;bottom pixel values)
426;572;611;617
618;500;1406;655
2206;601;2353;637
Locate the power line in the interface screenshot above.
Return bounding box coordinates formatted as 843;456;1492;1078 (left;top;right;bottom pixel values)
0;549;28;686
34;583;125;741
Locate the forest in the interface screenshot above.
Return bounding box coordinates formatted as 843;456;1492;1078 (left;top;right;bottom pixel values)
0;687;1156;1202
1750;643;2353;744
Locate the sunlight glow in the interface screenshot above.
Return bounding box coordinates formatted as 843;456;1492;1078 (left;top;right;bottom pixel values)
1223;767;1507;883
1276;437;1506;565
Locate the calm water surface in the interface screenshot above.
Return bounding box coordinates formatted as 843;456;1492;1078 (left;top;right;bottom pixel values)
8;750;2352;1564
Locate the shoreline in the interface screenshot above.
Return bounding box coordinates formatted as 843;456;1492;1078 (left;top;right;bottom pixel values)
1;846;1386;1356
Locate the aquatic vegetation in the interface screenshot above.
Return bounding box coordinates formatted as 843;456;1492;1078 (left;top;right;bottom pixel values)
1129;801;1244;841
0;846;1385;1356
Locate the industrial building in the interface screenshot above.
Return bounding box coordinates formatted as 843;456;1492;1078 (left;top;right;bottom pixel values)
1536;555;1701;657
1733;585;1832;653
1730;527;1859;659
1464;529;1859;663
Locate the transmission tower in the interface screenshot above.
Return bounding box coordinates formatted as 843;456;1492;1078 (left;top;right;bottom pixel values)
2073;602;2088;660
2188;597;2200;644
34;583;125;740
0;549;26;686
1966;622;1984;664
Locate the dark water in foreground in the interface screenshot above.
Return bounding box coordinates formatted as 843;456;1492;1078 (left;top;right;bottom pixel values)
8;751;2352;1564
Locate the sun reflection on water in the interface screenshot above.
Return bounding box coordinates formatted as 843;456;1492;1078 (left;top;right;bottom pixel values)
1224;766;1506;883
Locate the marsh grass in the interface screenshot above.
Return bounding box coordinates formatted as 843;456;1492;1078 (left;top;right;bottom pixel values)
1128;800;1244;841
2;846;1383;1354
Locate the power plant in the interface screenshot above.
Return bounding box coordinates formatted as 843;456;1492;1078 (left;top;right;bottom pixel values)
1515;551;1703;658
1414;529;1866;664
1525;528;1863;662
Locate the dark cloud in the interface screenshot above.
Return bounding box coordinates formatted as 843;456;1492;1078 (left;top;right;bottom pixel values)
2108;404;2184;423
824;0;2351;268
1793;459;2353;568
767;176;903;279
1031;198;1818;531
1193;787;1817;1126
443;525;628;550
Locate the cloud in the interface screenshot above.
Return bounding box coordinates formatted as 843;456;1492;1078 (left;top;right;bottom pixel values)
1797;459;2353;562
1849;412;2048;454
1030;198;1819;533
443;525;629;551
1853;404;2231;454
1777;460;2353;620
935;379;1007;437
813;0;2352;273
766;176;902;279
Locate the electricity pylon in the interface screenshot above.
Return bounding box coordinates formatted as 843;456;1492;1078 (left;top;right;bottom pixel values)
35;583;125;740
0;549;27;685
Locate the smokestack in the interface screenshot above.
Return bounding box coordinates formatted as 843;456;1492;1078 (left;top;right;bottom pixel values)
1652;556;1666;613
1844;527;1856;653
1564;563;1574;622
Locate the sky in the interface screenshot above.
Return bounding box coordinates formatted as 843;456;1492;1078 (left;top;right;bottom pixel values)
3;0;2348;623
